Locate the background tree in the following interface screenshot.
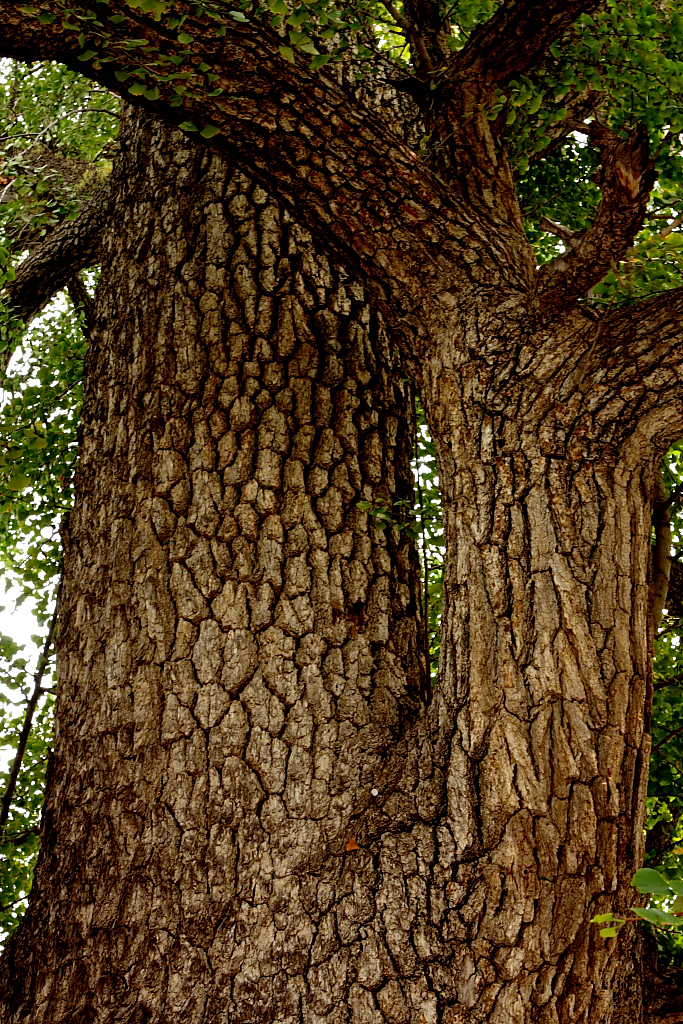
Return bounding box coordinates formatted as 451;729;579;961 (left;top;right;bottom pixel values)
0;1;682;1023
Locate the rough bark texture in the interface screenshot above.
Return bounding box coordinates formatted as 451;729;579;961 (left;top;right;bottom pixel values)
417;315;660;1023
1;4;682;1022
0;111;425;1022
0;127;675;1024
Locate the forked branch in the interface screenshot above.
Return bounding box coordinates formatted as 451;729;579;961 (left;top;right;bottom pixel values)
539;122;656;312
0;0;533;335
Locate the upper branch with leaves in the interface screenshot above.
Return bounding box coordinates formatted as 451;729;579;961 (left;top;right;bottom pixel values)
450;0;601;89
0;1;612;332
539;120;657;312
1;184;109;337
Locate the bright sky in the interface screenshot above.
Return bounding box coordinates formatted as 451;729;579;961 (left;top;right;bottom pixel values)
0;588;40;774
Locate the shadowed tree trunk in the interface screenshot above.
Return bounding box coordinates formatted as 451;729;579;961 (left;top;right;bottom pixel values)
0;109;426;1022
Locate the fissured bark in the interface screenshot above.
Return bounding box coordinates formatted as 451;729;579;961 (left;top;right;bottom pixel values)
0;111;425;1022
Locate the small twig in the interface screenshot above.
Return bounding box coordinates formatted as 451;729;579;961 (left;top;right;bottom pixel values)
654;673;683;691
0;825;39;846
67;273;95;334
652;721;683;755
539;215;581;244
658;211;683;240
377;0;411;32
649;474;672;637
0;574;62;841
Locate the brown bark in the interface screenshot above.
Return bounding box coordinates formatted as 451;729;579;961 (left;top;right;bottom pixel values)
0;0;538;326
415;309;660;1022
0;109;425;1022
1;5;682;1023
2;129;674;1021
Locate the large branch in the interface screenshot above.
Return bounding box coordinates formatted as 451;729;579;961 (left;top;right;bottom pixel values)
538;123;656;312
589;286;683;446
0;1;534;341
452;0;601;88
400;0;451;76
1;184;109;329
405;1;602;225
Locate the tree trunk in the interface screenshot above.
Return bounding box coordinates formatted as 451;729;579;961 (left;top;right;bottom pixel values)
415;321;657;1023
0;110;426;1022
0;116;662;1024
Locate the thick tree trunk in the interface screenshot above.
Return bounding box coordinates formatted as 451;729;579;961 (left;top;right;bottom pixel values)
416;324;657;1023
0;111;426;1022
0;116;663;1024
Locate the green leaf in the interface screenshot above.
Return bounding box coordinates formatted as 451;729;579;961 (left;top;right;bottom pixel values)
591;913;616;924
229;10;248;21
279;45;295;62
632;868;673;895
179;121;199;132
77;49;98;62
7;473;32;492
599;927;619;938
632;906;682;926
178;32;194;44
200;124;221;139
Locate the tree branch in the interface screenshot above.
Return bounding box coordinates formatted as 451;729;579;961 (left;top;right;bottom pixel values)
451;0;601;88
0;0;535;341
590;286;683;446
538;123;656;312
401;0;452;76
0;576;61;842
649;474;672;636
66;273;95;335
1;184;109;332
664;554;683;619
406;1;602;227
525;89;602;164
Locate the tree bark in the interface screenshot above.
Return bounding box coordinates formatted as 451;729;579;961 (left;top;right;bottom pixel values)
0;109;425;1022
0;117;674;1024
0;5;682;1022
413;311;662;1024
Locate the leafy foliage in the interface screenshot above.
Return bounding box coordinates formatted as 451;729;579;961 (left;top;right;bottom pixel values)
0;61;94;933
0;60;118;257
